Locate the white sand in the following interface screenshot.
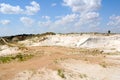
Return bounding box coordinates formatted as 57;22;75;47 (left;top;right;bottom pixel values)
12;59;120;80
0;45;21;56
21;34;120;53
1;34;120;56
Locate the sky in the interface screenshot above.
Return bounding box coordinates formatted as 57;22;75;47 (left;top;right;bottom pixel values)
0;0;120;36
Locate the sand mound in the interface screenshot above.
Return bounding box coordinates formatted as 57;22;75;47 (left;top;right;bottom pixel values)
21;34;120;53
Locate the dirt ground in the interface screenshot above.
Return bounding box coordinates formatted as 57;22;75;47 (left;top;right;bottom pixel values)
0;46;120;80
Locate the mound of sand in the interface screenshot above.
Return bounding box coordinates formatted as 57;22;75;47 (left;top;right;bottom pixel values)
20;34;120;53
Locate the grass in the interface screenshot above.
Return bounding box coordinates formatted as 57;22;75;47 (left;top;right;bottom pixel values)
57;69;66;78
54;59;59;64
99;61;107;68
15;53;33;61
0;56;12;63
79;73;87;78
0;53;33;63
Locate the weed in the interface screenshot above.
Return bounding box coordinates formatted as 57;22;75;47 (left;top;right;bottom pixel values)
0;56;12;63
84;58;88;61
54;59;59;64
57;69;65;78
0;53;33;63
99;61;107;68
79;73;87;78
15;53;33;61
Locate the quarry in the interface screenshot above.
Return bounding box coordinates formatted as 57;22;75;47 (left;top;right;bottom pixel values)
0;32;120;80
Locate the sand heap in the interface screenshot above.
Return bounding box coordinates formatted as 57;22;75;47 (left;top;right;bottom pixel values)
20;34;120;53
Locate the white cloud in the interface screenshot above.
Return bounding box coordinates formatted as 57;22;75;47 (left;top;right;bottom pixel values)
37;0;102;32
0;1;40;15
51;3;57;7
25;1;40;15
107;15;120;27
42;16;51;20
0;3;23;14
75;12;100;27
61;0;101;31
38;12;100;32
63;0;101;13
49;0;101;29
38;14;78;28
0;20;10;25
38;20;52;27
54;14;78;26
20;17;34;26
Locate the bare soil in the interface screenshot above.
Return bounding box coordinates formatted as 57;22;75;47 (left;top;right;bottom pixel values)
0;46;120;80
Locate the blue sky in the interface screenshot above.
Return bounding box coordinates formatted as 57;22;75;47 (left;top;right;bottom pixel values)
0;0;120;36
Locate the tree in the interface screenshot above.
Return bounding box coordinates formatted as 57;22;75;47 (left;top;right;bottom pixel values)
108;30;111;34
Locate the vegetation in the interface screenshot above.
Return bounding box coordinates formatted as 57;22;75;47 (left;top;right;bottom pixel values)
79;73;87;78
0;56;12;63
108;30;111;34
0;53;33;63
54;59;59;64
99;61;107;68
42;32;56;35
57;69;65;78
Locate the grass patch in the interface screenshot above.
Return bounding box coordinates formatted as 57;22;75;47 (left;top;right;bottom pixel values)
0;56;12;63
57;69;66;78
15;53;33;61
99;61;107;68
54;59;59;64
0;53;33;63
79;73;87;78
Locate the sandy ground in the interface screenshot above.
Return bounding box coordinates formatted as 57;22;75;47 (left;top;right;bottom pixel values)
0;46;120;80
0;34;120;80
0;45;21;56
19;34;120;53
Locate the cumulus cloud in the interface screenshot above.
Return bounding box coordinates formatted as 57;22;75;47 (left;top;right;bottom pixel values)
107;15;120;27
75;12;100;27
38;20;52;27
54;14;78;26
20;17;34;26
25;1;40;15
39;14;78;27
47;0;101;30
42;16;51;20
0;3;23;14
38;0;102;32
0;1;40;15
60;0;101;30
38;16;51;27
0;20;10;25
63;0;101;13
51;3;57;7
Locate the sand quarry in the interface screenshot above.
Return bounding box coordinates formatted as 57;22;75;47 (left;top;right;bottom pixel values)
0;33;120;80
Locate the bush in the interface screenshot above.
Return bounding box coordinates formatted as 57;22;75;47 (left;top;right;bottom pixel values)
108;30;111;34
